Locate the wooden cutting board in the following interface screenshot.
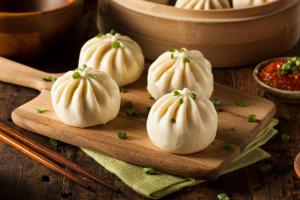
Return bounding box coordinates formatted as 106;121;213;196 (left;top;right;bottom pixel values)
0;57;276;178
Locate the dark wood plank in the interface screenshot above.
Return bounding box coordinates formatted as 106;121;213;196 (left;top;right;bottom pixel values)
0;83;65;200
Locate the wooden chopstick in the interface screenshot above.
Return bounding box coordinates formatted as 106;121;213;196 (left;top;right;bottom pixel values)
0;123;118;192
0;129;93;191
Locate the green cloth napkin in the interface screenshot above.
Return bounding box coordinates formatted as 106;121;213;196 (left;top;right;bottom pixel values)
82;119;278;199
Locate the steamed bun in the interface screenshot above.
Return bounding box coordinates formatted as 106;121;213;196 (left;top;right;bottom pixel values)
78;31;145;86
51;66;121;128
233;0;277;8
175;0;231;10
147;48;213;100
147;88;218;154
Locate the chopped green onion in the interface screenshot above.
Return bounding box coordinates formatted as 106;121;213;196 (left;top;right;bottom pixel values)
278;57;300;76
178;48;185;53
125;102;140;118
179;98;184;104
259;164;273;173
171;118;176;123
191;93;197;100
217;193;230;200
183;57;190;64
126;108;140;118
96;32;104;38
35;107;47;113
72;71;81;79
235;99;246;107
42;76;57;83
211;97;221;106
117;131;127;140
49;138;58;147
143;167;159;175
112;40;121;49
173;90;180;96
110;29;117;35
281;133;290;143
170;53;174;59
82;64;88;70
211;97;222;112
168;48;176;52
223;141;233;151
248;114;257;122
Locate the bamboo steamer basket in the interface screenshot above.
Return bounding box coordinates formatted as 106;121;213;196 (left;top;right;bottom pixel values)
98;0;300;67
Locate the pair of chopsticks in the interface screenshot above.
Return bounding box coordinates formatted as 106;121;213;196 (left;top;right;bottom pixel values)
0;122;118;192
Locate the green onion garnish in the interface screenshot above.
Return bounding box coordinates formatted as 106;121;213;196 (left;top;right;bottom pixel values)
35;107;47;113
110;29;117;35
82;64;88;70
211;97;222;112
49;138;58;147
248;114;257;122
124;101;140;118
168;48;176;52
179;98;184;104
277;57;300;76
143;167;159;175
259;164;273;173
96;32;104;38
173;90;180;96
170;53;174;59
281;133;290;143
223;141;233;151
217;193;230;200
72;71;81;79
117;131;127;140
191;93;197;100
43;76;57;83
112;40;121;49
183;57;190;64
235;99;246;107
178;48;185;53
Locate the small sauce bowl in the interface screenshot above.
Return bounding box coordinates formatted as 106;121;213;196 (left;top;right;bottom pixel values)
253;57;300;103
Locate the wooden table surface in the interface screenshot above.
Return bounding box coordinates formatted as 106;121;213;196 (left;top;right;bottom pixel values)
0;1;300;199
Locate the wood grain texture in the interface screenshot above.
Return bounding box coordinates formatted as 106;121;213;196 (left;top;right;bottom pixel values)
98;0;300;67
2;58;275;178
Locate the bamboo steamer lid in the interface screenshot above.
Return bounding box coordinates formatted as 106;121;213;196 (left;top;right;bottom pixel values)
98;0;300;67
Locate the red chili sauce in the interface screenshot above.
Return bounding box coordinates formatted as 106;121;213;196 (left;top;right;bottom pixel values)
259;59;300;91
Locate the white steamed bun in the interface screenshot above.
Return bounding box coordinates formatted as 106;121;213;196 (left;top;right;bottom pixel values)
147;48;213;100
78;31;144;86
175;0;230;10
233;0;277;9
147;88;218;154
51;65;121;128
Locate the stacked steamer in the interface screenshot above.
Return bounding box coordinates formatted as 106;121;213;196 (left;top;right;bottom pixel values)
97;0;300;67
